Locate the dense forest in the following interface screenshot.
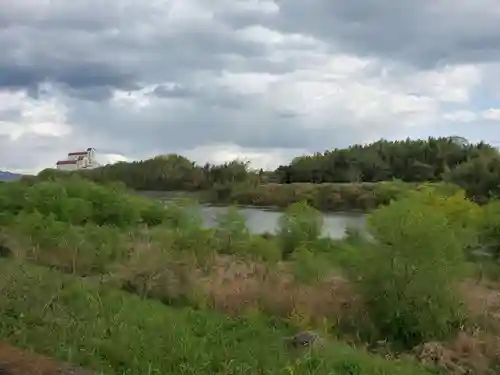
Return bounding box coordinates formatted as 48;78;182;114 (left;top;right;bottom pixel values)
34;136;500;203
275;136;493;183
275;136;500;202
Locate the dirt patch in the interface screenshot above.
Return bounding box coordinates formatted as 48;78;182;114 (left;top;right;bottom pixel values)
0;344;97;375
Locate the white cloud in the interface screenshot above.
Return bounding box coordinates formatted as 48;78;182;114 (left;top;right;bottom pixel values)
98;153;129;165
236;25;318;47
411;65;482;103
443;108;500;122
219;0;279;15
0;89;72;141
111;88;154;111
183;143;307;170
443;110;478;122
215;71;281;94
483;108;500;121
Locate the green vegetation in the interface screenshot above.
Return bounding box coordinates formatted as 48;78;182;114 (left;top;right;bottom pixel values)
353;190;473;347
3;143;500;373
0;261;433;375
29;136;500;211
207;180;465;212
0;177;440;374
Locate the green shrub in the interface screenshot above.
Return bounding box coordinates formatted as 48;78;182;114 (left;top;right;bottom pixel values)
406;186;481;250
277;201;323;259
0;177;168;228
352;191;468;348
479;200;500;260
213;206;251;255
0;181;29;216
163;198;203;230
372;180;410;205
139;199;169;226
7;212;130;274
245;235;282;262
290;245;331;283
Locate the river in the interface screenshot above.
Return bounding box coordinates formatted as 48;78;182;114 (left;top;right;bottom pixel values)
141;191;366;239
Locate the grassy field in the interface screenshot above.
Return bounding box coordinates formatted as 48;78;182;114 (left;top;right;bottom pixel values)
0;260;434;375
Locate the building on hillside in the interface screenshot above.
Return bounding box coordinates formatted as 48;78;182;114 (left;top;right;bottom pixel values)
56;148;100;171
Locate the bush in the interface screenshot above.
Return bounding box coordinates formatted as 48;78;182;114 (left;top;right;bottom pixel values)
407;186;481;249
5;212;130;274
0;181;29;217
277;201;323;259
213;206;254;256
163;198;203;230
479;200;500;260
0;177;168;228
352;190;468;348
290;245;331;283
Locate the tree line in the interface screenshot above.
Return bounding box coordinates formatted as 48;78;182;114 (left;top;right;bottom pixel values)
273;136;500;202
34;136;500;202
37;154;255;191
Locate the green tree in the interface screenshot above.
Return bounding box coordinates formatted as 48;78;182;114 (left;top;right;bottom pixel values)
352;191;467;347
444;152;500;203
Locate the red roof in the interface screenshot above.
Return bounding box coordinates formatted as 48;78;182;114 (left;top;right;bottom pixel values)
68;151;87;156
56;160;77;165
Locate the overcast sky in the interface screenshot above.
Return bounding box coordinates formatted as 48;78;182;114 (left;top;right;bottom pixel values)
1;0;500;173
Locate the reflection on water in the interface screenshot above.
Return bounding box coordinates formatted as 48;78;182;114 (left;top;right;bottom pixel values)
140;191;367;239
201;206;366;239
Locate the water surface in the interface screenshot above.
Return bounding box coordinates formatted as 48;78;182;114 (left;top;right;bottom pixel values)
140;191;366;239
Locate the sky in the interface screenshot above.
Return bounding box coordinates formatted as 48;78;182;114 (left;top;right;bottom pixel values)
1;0;500;174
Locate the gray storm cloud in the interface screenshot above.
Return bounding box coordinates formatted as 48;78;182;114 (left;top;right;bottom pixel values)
0;0;499;172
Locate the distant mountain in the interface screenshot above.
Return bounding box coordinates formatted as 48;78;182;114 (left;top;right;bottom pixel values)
0;171;22;181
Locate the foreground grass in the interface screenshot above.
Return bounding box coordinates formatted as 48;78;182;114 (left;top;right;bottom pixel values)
0;260;433;375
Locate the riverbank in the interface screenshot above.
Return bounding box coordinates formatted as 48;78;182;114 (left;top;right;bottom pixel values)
33;164;472;212
200;180;463;212
33;136;500;206
1;177;500;374
137;181;428;212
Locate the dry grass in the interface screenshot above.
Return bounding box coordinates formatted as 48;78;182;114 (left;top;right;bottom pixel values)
0;343;97;375
200;255;363;328
460;280;500;325
108;244;365;331
408;280;500;374
413;330;500;375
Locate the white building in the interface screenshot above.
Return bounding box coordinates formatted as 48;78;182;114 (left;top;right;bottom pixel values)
56;148;100;171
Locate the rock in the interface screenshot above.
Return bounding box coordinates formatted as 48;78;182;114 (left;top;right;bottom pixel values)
284;331;324;351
